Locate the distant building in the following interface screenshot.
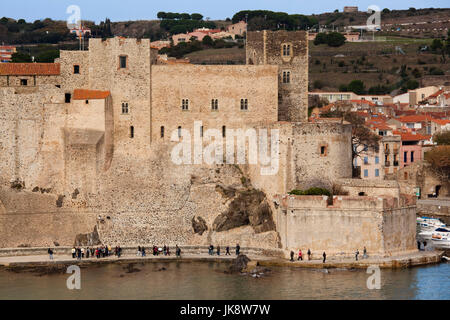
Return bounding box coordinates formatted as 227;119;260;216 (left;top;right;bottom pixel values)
343;6;358;13
0;46;16;63
150;40;171;50
226;21;247;36
70;27;91;38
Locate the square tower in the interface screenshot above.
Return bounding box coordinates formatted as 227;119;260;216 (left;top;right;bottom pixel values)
246;30;308;122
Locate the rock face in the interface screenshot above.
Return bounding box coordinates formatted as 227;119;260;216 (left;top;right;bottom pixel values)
192;216;208;235
74;225;101;246
228;254;251;273
213;188;276;234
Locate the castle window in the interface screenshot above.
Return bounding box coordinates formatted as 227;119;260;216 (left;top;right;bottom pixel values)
200;126;204;137
211;99;218;110
178;126;182;138
122;102;129;114
20;79;27;86
130;126;134;138
65;93;71;103
119;56;127;69
240;99;248;110
85;100;89;104
282;71;290;83
182;99;189;110
282;44;291;56
222;126;226;138
321;146;325;155
319;144;328;156
160;126;164;138
74;65;80;74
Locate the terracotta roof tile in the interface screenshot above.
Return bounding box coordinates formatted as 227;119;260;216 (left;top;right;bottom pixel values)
73;89;110;100
0;63;60;76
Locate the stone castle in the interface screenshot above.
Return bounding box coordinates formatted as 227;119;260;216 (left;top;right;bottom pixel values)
0;31;416;257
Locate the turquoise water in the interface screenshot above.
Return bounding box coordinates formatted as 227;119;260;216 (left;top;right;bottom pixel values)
0;261;448;300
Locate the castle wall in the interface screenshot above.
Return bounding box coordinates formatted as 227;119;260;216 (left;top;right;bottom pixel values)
274;194;417;257
246;30;308;122
58;50;89;91
87;38;151;157
0;75;60;87
150;64;278;142
288;122;352;191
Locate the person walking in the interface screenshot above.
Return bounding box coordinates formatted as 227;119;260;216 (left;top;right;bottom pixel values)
290;250;294;262
166;245;170;256
71;247;76;259
298;249;303;261
48;248;54;260
355;249;359;261
137;246;141;256
163;245;167;256
86;247;90;259
307;249;311;261
236;243;240;256
81;247;85;258
217;245;221;256
176;245;181;258
225;246;231;256
322;252;326;263
117;246;122;258
363;247;367;259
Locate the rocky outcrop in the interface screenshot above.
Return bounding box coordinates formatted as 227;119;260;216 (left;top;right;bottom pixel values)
192;216;208;235
228;254;251;273
74;225;101;246
213;188;276;234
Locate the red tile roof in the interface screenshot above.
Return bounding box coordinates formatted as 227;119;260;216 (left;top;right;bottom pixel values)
397;115;433;123
431;119;450;126
393;130;431;141
73;89;110;100
427;89;444;99
350;99;377;107
0;63;60;76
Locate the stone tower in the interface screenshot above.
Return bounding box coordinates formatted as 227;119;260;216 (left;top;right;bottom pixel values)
246;30;309;122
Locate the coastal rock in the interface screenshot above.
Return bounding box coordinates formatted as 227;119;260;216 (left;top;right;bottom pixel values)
213;189;276;233
74;225;101;246
228;254;251;273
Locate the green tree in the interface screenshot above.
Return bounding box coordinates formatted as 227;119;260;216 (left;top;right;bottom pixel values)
191;13;203;21
11;51;32;62
347;80;365;94
313;32;327;45
434;131;450;145
157;12;167;19
202;35;213;46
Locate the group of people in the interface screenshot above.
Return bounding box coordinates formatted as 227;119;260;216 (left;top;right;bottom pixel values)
71;245;122;259
290;247;368;263
137;245;182;258
208;244;240;256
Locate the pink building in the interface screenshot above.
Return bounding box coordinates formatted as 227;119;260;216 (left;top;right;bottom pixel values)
396;131;430;168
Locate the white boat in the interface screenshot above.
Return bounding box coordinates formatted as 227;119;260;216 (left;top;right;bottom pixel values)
418;226;450;241
417;217;446;231
430;228;450;249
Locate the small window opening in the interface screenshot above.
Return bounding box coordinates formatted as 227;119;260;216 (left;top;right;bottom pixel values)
240;99;248;110
222;126;226;138
122;102;129;114
65;93;71;103
20;79;27;86
74;65;80;74
182;99;189;110
358;192;366;196
130;126;134;138
178;126;182;138
85;100;89;104
160;126;164;138
119;56;127;69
